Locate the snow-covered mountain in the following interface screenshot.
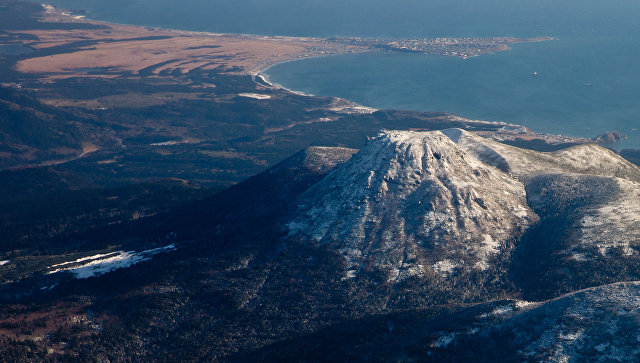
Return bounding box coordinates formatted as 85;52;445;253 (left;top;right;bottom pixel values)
5;128;640;361
288;130;537;281
287;129;640;291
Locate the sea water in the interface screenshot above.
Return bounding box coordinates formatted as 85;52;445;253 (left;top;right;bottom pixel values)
266;36;640;148
44;0;640;148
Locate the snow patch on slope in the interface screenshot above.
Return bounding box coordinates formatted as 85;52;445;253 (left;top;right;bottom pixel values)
579;178;640;256
433;259;460;277
48;244;176;279
516;282;640;362
238;93;271;100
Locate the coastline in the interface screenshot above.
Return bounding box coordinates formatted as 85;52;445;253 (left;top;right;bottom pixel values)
37;3;549;101
256;71;314;98
256;60;380;114
16;4;628;148
255;55;603;147
254;53;345;97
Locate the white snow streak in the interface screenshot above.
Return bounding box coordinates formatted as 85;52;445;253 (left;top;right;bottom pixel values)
47;244;176;279
238;93;271;100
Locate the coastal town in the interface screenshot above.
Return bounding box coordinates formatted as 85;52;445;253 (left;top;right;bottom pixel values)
327;36;553;59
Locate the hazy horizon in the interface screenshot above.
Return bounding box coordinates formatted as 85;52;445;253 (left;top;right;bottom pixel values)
46;0;640;38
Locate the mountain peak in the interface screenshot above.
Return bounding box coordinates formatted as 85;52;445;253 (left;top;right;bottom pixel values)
288;129;537;281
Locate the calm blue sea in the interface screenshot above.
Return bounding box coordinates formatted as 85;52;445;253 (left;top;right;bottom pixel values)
46;0;640;148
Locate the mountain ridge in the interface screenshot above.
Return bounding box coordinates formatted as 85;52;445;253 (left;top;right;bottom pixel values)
2;128;640;360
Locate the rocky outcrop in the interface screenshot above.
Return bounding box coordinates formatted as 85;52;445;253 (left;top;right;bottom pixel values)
592;130;627;143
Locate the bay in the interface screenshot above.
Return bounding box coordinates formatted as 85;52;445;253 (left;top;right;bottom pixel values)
265;36;640;148
44;0;640;148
